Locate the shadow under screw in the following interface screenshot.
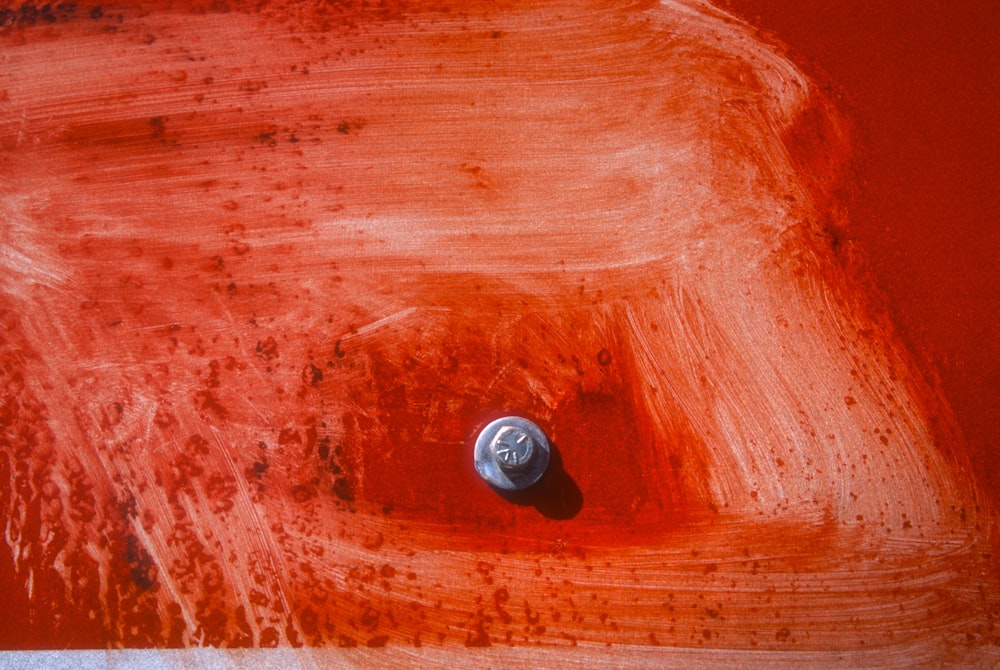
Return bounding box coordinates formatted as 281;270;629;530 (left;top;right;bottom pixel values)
493;442;582;520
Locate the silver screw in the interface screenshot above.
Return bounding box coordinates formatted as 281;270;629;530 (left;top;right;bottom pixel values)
474;416;550;491
491;426;535;471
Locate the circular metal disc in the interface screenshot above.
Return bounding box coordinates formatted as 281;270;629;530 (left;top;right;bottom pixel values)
474;416;550;491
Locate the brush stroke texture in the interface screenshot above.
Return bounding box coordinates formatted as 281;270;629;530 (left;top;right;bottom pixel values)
0;0;996;664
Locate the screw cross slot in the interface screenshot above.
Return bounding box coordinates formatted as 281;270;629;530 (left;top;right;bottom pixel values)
474;416;550;491
492;426;535;470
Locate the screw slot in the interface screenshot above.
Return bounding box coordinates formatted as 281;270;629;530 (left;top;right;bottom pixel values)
475;416;550;491
491;425;536;470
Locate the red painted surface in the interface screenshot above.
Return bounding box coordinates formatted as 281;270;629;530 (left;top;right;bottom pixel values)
724;0;1000;511
0;0;996;661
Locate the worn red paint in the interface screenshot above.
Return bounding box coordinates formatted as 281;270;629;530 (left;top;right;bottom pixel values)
0;0;996;662
726;0;1000;524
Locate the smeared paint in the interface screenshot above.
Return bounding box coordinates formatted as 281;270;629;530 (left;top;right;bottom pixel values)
0;0;995;662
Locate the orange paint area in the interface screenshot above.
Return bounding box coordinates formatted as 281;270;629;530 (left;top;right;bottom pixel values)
0;0;995;661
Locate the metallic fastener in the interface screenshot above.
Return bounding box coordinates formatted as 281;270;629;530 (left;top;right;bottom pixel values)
474;416;550;491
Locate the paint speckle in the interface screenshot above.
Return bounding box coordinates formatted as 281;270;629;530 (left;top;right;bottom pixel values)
0;0;992;660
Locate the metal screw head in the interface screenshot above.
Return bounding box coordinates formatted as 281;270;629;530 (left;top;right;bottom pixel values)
475;416;550;491
491;425;535;471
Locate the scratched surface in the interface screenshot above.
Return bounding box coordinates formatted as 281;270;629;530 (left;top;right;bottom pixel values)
0;0;996;665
